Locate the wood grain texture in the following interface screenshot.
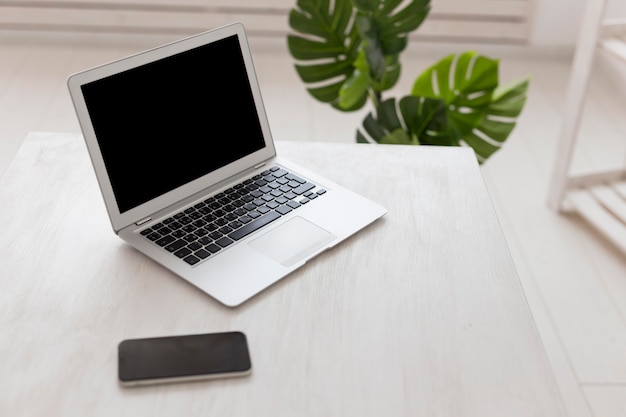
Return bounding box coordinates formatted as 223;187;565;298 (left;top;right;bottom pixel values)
0;132;566;416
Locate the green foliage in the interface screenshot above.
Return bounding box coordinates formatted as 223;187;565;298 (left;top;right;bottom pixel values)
288;0;530;162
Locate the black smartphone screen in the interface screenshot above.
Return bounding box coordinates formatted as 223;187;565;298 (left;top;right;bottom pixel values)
118;331;251;384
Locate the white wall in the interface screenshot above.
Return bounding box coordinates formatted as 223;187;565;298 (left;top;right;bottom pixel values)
531;0;626;49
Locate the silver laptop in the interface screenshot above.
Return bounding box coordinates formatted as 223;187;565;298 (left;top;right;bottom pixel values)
68;22;386;307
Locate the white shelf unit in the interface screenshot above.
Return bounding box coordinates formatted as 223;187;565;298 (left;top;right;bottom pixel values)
548;0;626;253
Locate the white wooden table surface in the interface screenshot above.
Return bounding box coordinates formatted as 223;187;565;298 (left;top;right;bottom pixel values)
0;132;566;416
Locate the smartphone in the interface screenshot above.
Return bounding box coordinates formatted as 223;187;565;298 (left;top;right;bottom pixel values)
118;331;252;386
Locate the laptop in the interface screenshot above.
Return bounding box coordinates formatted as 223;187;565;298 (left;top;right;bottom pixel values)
67;22;386;307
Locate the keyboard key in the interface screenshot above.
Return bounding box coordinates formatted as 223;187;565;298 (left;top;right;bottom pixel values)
229;211;281;241
209;231;223;240
229;220;243;229
146;232;161;241
216;236;234;248
276;205;292;215
195;249;211;259
155;235;176;247
293;182;316;195
183;254;200;265
165;239;187;253
286;173;306;184
172;230;186;238
182;225;196;233
183;234;198;243
188;242;202;251
287;200;301;209
199;237;213;245
219;226;233;234
174;247;192;258
205;243;221;253
179;216;192;225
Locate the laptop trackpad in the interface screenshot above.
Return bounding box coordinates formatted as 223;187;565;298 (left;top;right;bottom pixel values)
248;216;335;267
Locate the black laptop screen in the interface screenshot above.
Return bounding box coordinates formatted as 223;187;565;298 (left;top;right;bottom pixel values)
81;35;266;214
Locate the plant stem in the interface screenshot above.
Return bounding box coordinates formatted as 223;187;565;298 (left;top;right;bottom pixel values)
368;88;381;117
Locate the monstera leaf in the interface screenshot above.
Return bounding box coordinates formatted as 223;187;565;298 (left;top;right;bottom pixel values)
357;52;529;161
411;51;499;141
356;96;447;145
288;0;430;111
287;0;360;110
462;77;530;161
354;0;430;83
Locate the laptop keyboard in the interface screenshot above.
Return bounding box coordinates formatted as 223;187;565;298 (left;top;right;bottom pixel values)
140;166;327;266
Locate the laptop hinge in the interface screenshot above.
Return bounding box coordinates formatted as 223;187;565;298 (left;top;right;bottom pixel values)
136;217;152;226
254;162;266;169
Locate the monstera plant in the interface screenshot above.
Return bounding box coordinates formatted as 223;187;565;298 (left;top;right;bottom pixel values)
287;0;530;162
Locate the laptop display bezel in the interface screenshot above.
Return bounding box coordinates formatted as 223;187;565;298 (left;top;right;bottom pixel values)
67;23;276;233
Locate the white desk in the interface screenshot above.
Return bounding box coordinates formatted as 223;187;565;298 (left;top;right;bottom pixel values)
0;132;566;416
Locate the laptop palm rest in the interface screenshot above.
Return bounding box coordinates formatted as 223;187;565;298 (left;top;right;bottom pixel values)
248;217;335;267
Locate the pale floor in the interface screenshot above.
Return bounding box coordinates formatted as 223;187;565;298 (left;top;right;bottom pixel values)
2;32;626;417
